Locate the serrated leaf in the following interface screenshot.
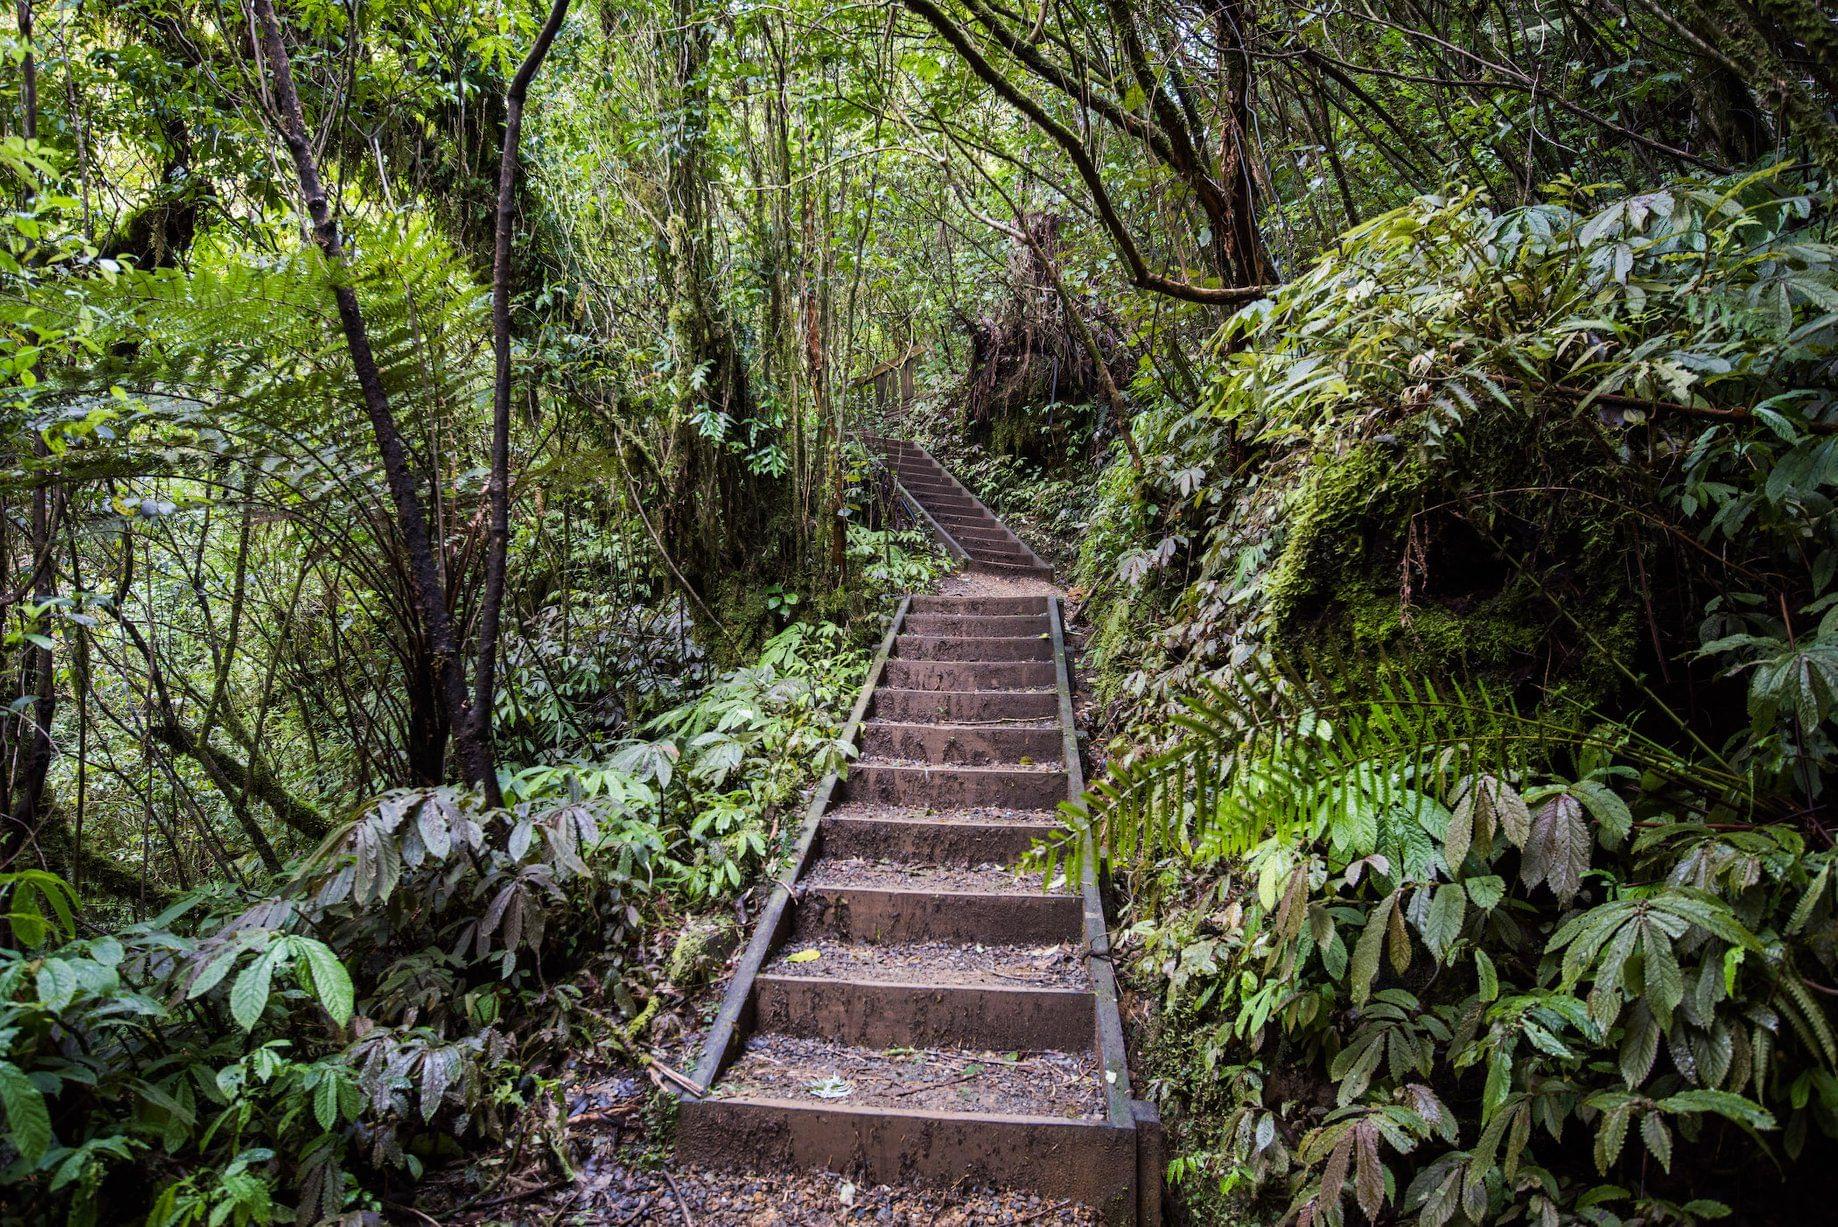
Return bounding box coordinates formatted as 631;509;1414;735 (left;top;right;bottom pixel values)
1350;894;1395;1005
1474;948;1499;1002
1640;1112;1673;1171
1571;780;1632;845
1465;875;1506;910
0;1061;51;1164
1658;1088;1776;1131
229;951;276;1031
1524;795;1590;903
1354;1120;1385;1220
1444;798;1474;872
314;1076;339;1131
295;939;354;1026
1423;884;1467;962
1595;1102;1632;1173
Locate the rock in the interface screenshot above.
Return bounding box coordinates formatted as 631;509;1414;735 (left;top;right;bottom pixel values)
666;916;739;988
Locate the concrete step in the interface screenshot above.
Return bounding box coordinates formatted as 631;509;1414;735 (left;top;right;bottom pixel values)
841;762;1068;808
870;688;1059;722
881;659;1056;691
678;1099;1135;1218
972;559;1056;580
963;546;1039;567
902;477;966;495
859;720;1061;765
820;808;1055;862
917;499;986;519
894;634;1052;662
902;613;1049;637
951;526;1022;546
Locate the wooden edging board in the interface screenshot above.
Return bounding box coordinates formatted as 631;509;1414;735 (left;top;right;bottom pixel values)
1051;595;1164;1225
688;594;913;1092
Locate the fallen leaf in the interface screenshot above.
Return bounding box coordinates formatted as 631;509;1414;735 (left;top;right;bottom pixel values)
808;1076;853;1099
786;948;822;964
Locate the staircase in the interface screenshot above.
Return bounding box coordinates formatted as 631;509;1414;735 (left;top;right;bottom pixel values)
676;442;1159;1224
874;437;1055;580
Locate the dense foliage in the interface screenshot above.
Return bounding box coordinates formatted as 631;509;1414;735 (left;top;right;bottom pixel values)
4;0;1838;1222
1063;169;1838;1221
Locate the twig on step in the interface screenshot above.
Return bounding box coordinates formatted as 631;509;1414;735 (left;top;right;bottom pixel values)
663;1168;697;1227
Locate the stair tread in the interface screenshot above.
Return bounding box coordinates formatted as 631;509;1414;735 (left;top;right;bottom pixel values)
853;757;1064;771
711;1035;1103;1121
802;856;1068;894
762;938;1089;990
822;801;1058;825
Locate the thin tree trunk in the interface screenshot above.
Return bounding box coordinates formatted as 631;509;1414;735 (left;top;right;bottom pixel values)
476;0;571;809
251;0;494;795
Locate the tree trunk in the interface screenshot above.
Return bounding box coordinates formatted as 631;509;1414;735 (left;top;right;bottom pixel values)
251;0;495;795
476;0;572;808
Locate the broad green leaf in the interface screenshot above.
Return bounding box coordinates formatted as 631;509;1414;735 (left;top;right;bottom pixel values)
229;951;277;1031
0;1060;51;1165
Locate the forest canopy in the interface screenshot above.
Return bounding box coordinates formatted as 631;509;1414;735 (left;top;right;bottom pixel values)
1;1;1836;1224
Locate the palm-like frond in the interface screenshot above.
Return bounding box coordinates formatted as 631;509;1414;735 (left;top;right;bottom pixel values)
1052;654;1741;882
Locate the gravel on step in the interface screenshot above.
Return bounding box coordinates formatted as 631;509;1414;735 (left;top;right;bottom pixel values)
824;801;1061;826
623;1164;1100;1224
763;937;1089;989
800;857;1068;894
854;755;1063;771
934;572;1061;598
715;1033;1103;1120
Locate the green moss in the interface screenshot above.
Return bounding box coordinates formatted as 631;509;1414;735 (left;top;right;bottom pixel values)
1344;587;1541;672
665;917;738;989
1263;444;1398;635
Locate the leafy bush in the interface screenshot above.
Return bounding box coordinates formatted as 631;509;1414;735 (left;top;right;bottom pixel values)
1054;664;1835;1223
0;618;876;1224
1066;166;1838;1223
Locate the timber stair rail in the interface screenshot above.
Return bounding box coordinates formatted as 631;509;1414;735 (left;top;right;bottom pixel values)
676;443;1160;1225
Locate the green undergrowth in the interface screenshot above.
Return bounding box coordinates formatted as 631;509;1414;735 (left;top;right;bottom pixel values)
1060;166;1838;1224
0;607;889;1224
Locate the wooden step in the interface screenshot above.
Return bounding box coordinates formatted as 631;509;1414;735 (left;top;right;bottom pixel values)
858;720;1061;765
841;762;1068;808
894;633;1052;662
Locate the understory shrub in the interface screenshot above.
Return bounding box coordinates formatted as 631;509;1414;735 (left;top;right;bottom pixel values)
1066;164;1838;1222
0;618;877;1224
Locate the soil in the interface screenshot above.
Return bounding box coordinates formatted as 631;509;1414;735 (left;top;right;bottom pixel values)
800;857;1068;894
761;937;1089;989
713;1034;1103;1120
